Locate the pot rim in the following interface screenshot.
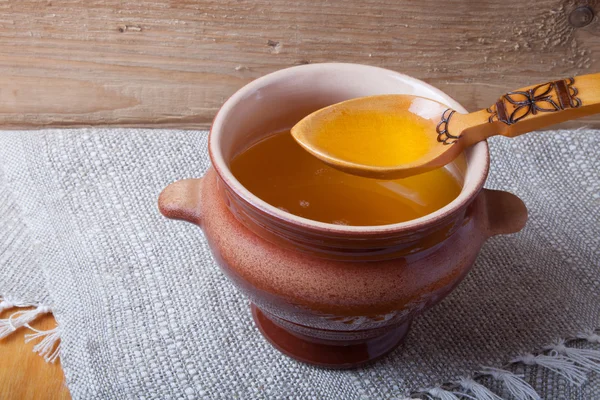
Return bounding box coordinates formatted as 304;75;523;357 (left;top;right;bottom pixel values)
209;63;489;236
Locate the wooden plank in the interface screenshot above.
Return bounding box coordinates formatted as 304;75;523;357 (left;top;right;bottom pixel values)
0;0;599;129
0;310;69;400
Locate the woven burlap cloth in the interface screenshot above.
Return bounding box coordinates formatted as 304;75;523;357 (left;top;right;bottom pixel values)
0;128;598;399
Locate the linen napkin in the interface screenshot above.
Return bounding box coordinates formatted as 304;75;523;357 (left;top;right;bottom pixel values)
0;128;598;399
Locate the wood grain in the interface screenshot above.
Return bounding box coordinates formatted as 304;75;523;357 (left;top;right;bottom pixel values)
0;0;599;129
0;309;70;400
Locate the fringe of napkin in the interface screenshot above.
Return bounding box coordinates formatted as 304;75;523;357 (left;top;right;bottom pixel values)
411;329;600;400
0;299;61;362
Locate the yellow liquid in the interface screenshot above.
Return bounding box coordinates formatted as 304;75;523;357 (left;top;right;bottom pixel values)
295;95;448;167
230;131;462;226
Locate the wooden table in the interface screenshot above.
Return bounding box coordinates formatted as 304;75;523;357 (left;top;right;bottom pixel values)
2;1;599;398
0;311;69;399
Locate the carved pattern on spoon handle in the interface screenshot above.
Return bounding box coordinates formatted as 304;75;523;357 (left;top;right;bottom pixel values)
486;77;582;125
436;77;582;146
435;109;460;145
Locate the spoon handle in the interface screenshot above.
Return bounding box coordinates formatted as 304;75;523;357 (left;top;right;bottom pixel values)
448;73;600;147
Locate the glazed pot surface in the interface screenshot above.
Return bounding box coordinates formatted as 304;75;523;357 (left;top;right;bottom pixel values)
159;63;528;368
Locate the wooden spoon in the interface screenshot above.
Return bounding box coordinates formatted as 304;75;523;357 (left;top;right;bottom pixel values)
291;73;600;179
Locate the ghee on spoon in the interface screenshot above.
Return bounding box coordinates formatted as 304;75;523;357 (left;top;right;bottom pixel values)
291;73;600;179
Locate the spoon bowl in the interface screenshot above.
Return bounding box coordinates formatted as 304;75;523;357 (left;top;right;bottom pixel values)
291;94;462;179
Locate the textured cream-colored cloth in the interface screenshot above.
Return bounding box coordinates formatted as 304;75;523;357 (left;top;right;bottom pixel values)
0;128;598;399
0;161;50;306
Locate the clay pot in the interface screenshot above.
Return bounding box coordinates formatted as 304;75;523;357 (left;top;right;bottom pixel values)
158;63;528;369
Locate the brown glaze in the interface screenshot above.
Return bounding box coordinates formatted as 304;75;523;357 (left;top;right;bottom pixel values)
158;179;203;226
159;168;527;367
252;305;411;369
158;64;529;368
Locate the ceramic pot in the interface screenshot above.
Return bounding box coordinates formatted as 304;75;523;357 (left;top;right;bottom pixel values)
158;63;528;369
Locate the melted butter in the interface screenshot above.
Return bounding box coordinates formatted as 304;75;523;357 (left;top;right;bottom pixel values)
295;95;447;168
230;131;461;226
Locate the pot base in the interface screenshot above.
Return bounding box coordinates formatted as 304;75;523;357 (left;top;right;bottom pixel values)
251;304;411;369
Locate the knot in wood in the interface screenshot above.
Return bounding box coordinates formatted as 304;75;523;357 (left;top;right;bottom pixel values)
569;6;594;28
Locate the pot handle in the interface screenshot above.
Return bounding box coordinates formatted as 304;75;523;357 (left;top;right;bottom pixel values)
158;178;204;226
479;188;528;238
